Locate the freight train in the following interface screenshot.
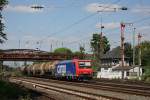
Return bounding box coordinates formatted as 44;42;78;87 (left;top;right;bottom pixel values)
23;59;93;80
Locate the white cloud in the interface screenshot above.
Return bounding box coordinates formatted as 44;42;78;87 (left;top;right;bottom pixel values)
4;5;43;13
96;22;119;30
85;3;121;13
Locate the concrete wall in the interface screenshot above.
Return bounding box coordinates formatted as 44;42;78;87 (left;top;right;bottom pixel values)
97;68;122;79
97;67;142;79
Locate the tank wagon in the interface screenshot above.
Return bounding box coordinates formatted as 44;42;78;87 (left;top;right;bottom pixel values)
23;59;93;80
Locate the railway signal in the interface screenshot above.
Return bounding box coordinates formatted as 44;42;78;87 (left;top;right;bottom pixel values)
96;5;128;69
133;28;136;66
120;22;133;79
138;33;142;77
120;23;125;79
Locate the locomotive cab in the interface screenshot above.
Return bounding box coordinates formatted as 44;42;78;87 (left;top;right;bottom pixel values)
74;59;93;80
55;59;93;80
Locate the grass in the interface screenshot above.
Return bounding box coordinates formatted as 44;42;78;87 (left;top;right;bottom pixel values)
0;80;31;100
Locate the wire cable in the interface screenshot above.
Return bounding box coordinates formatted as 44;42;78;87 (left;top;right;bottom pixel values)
65;16;150;46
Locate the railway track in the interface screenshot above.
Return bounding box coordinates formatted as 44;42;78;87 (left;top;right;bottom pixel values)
10;77;119;100
19;77;150;97
10;77;150;100
93;78;150;86
89;80;150;95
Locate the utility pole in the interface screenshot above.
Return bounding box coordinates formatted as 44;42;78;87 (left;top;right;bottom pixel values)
97;5;128;58
96;11;104;70
133;28;136;66
39;40;42;50
138;33;142;77
19;40;21;49
100;21;104;59
120;23;125;79
97;11;104;61
62;42;64;47
50;44;53;52
96;6;128;72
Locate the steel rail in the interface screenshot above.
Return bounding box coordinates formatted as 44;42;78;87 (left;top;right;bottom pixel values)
10;78;120;100
17;77;150;97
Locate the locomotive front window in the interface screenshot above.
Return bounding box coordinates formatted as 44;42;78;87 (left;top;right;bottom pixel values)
79;62;91;68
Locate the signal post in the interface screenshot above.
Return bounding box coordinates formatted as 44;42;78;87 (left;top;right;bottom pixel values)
120;23;125;79
138;33;142;77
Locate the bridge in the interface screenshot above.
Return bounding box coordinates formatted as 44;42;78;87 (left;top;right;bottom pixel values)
0;49;92;61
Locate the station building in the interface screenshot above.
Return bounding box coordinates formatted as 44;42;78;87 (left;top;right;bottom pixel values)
97;48;143;79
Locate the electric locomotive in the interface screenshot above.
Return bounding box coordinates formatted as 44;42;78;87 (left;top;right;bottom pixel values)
23;59;93;80
55;59;93;80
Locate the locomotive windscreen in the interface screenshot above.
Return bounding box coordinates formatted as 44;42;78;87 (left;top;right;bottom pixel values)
78;61;91;68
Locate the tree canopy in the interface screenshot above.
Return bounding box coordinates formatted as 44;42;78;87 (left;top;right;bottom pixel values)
112;41;150;81
90;33;110;54
138;41;150;81
0;0;8;43
74;45;85;59
54;47;72;54
90;33;110;71
123;42;133;63
79;45;85;54
140;41;150;66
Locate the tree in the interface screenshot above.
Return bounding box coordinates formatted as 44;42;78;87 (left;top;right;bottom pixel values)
54;47;72;54
138;41;150;81
124;42;133;63
91;33;110;55
102;36;111;54
112;41;150;67
141;51;150;66
140;41;150;66
124;42;132;57
90;33;110;71
0;0;8;73
54;47;72;59
74;45;85;59
0;0;8;43
79;45;85;54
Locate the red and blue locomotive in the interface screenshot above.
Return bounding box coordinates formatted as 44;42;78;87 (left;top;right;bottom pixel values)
23;59;93;80
55;59;93;80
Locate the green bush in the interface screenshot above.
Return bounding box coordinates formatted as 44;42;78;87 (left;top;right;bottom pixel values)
145;77;150;83
0;80;32;100
142;66;150;82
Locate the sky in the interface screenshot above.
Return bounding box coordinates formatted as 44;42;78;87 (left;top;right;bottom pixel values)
1;0;150;53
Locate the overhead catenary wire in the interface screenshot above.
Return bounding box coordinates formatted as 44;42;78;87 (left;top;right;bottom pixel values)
59;0;122;39
40;0;122;41
54;0;122;44
40;13;98;41
39;0;150;51
65;16;150;46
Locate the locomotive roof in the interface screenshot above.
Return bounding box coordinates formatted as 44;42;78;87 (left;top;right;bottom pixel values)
58;59;91;64
58;60;73;64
